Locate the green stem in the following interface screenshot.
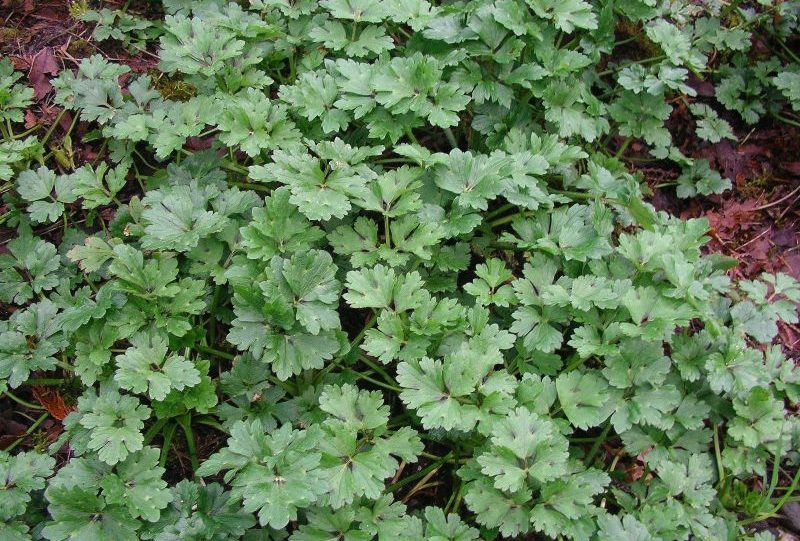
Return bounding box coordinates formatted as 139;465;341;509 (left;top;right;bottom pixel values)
352;370;401;392
384;214;391;248
159;422;178;468
144;417;171;445
773;34;800;64
359;355;395;388
404;127;419;145
3;390;44;410
315;315;376;383
443;127;459;148
388;452;453;492
5;412;49;452
713;425;725;484
196;344;236;361
178;414;200;473
615;137;632;158
55;360;74;372
229;181;271;192
194;417;227;434
551;189;604;200
584;423;612;465
489;211;528;228
740;466;800;525
484;203;514;221
773;112;800;128
22;378;66;386
41;109;67;148
374;158;417;165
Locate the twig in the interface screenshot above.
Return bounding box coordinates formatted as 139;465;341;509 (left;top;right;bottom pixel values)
753;183;800;211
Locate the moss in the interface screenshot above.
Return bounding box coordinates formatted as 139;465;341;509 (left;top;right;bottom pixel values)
0;27;22;41
68;0;90;19
150;71;197;101
67;39;95;57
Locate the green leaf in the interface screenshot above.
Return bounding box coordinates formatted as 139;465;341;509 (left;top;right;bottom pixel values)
676;159;731;199
728;387;786;449
371;53;469;128
423;506;480;541
0;450;55;522
352;166;423;217
774;70;800;111
690;103;735;143
555;370;614;429
240;186;325;260
596;513;662;541
526;0;597;32
464;258;516;307
100;448;172;522
280;71;350;134
216;88;303;157
70;163;128;209
16;166;78;223
0;229;60;305
196;421;324;529
0;58;33;123
78;389;151;465
251;143;378;221
114;328;200;401
140;184;230;252
142;480;255;540
0;300;65;388
344;265;426;311
41;486;140;541
317;385;421;507
322;0;386;22
434;150;512;211
268;250;342;335
477;407;568;492
529;468;610;539
159;14;245;77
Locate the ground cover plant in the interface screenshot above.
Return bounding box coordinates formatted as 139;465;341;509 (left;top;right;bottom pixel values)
1;0;800;539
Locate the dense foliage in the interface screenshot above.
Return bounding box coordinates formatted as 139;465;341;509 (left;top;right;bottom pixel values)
1;0;800;539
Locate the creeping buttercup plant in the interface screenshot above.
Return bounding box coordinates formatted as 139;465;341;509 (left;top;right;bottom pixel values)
1;0;800;540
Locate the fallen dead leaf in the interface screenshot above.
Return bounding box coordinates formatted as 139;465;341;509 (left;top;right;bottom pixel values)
28;46;60;99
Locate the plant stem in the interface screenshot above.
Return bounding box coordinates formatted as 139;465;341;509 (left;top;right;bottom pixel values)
615;137;632;158
359;355;395;388
159;422;177;468
773;112;800;128
229;181;271;192
144;417;171;445
404;127;419;145
484;203;514;221
41;109;67;147
585;423;612;465
178;414;200;473
194;417;227;434
443;127;458;148
3;390;44;410
23;378;66;386
314;315;376;383
740;465;800;525
352;370;401;392
713;425;725;484
388;451;453;492
196;344;236;361
5;412;49;452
